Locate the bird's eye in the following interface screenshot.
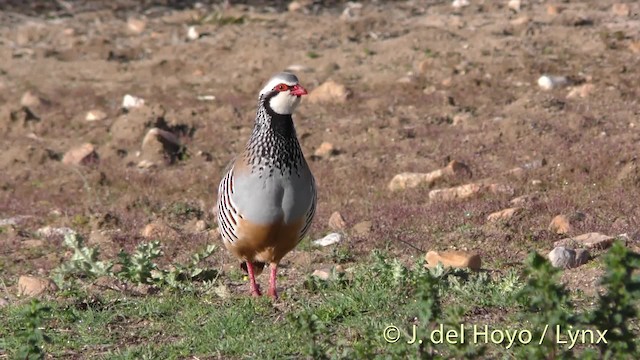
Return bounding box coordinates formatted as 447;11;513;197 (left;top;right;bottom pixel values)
275;83;289;92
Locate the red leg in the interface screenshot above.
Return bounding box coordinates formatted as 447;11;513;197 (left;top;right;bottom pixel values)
245;261;261;297
267;263;278;299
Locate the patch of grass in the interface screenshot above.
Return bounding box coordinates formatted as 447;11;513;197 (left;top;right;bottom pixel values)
307;51;320;59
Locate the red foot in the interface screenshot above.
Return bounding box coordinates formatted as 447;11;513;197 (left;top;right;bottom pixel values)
246;261;262;297
267;263;278;299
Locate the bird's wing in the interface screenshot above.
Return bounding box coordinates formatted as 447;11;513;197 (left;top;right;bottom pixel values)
298;175;316;242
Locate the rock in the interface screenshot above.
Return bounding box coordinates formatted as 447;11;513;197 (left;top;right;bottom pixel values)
288;1;305;12
308;80;350;104
415;59;432;75
509;193;540;207
20;91;42;107
36;226;76;238
549;214;572;234
285;64;313;73
186;219;208;233
85;109;107;122
425;250;481;271
351;221;372;236
574;249;590;267
554;232;615;250
452;112;472;126
18;275;57;297
0;298;8;308
388;160;472;191
127;17;147;34
340;2;362;21
313;233;342;247
122;94;145;109
567;83;595;99
612;3;630;17
629;41;640;54
487;207;520;222
429;182;513;202
508;0;521;12
314;142;336;158
62;143;99;166
548;247;576;269
510;16;530;26
451;0;469;9
328;211;347;231
312;268;331;280
141;128;182;164
0;215;33;226
538;75;569;90
186;26;199;41
141;222;178;239
547;5;561;15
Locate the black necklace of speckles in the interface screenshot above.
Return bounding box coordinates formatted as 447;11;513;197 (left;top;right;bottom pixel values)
246;91;304;178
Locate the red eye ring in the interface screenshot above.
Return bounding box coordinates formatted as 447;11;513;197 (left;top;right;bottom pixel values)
275;83;289;92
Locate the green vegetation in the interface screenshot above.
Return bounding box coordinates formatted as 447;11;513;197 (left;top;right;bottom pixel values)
1;239;638;359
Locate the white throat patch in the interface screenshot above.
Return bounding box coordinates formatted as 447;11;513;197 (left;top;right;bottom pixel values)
268;92;301;115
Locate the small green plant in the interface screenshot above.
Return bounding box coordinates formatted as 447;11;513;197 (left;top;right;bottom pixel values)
307;51;320;59
516;252;576;359
582;241;640;358
52;234;217;292
16;299;51;360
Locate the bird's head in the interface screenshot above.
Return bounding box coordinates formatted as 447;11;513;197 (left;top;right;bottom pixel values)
259;72;308;115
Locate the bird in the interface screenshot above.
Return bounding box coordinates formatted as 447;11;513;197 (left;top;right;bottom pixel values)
216;72;316;299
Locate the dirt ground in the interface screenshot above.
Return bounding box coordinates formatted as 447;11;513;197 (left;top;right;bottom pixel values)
1;0;640;298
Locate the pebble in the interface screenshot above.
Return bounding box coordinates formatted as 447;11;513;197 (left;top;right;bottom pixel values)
549;214;572;234
20;91;42;107
554;232;615;250
429;182;513;202
611;3;630;17
566;83;595;99
288;1;303;12
85;109;107;122
307;80;350;104
122;94;145;109
425;250;481;271
547;5;562;15
537;75;569;90
388;160;472;191
510;16;530;26
509;193;540;207
141;221;178;239
62;143;99;166
18;275;58;297
487;207;520;222
187;26;199;41
328;211;347;231
127;18;147;34
314;142;336;158
313;232;342;247
508;0;521;12
548;247;576;268
451;0;469;9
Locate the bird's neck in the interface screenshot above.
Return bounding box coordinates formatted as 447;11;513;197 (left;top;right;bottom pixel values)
245;104;304;174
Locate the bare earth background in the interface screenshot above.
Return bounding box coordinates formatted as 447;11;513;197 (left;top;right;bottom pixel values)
1;0;640;303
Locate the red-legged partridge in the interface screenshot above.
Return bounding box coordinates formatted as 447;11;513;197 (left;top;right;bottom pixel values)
216;72;316;299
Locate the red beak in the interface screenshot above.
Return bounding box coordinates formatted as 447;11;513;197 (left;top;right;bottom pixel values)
290;84;308;96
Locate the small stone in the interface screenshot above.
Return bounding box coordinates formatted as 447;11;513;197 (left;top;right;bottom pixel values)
629;41;640;54
137;160;156;169
62;143;99;166
429;183;482;201
288;1;303;12
352;221;372;236
451;0;469;9
388;161;472;191
548;247;576;269
285;64;312;73
574;249;590;267
415;59;432;75
20;91;42;107
510;16;530;26
313;233;342;246
531;179;542;186
549;214;572;234
141;128;182;164
567;83;595;99
0;298;8;308
547;5;561;15
127;18;147;34
312;268;331;280
214;284;231;298
554;232;615;250
328;211;347;231
509;193;540;206
538;75;568;90
36;226;76;238
425;250;481;271
308;80;351;104
187;26;199;41
487;207;520;222
141;222;178;239
508;0;521;12
122;94;145;109
314;142;336;158
194;220;207;232
18;275;57;297
612;3;630;17
340;2;362;22
85;109;107;122
452;112;472;126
